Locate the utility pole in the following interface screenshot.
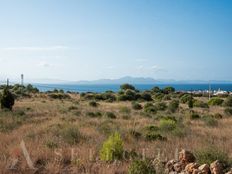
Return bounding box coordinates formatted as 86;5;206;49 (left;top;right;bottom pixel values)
7;78;9;87
21;74;24;86
208;81;211;100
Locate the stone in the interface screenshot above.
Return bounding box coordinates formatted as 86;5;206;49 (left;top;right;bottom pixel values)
174;162;182;172
185;163;199;173
179;149;196;165
166;160;177;172
198;164;210;174
210;160;223;174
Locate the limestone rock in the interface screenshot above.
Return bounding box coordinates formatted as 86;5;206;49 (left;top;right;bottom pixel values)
185;163;199;173
198;164;210;174
179;149;196;165
210;160;223;174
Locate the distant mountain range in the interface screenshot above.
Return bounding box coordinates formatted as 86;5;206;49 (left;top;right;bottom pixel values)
2;76;232;85
70;76;232;85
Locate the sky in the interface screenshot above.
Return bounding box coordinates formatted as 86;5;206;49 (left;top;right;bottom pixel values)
0;0;231;82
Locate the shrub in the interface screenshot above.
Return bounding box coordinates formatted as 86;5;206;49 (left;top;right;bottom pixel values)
144;103;157;114
50;124;82;145
0;88;15;110
105;112;117;119
119;106;131;114
193;100;209;108
140;92;152;101
120;84;135;91
132;102;143;110
202;116;218;127
190;113;200;120
180;94;192;104
48;93;70;100
145;132;166;141
168;100;179;113
89;101;98;107
97;121;119;136
155;102;167;111
128;160;156;174
223;96;232;107
86;112;102;118
163;86;175;94
195;147;231;169
152;86;162;93
208;97;224;106
100;132;124;161
159;119;177;132
224;107;232;116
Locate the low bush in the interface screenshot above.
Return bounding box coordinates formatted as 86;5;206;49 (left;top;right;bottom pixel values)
89;101;99;107
190;113;201;120
132;102;143;110
120;84;136;91
145;132;166;141
224;107;232;116
50;124;82;145
105;112;117;119
0;88;15;110
155;102;167;111
202;116;218;127
48;93;70;100
168;100;179;113
144;103;157;114
208;97;224;106
86;112;102;118
128;160;156;174
223;96;232;107
119;106;131;114
195;147;231;169
159;119;177;132
180;94;192;104
100;132;124;162
193;100;209;108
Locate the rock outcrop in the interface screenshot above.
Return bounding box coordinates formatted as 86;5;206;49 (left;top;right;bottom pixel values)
165;149;230;174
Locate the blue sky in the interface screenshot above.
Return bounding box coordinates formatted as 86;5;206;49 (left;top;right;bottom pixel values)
0;0;231;82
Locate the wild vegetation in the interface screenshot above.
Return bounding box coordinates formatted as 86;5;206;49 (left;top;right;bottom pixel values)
0;84;232;173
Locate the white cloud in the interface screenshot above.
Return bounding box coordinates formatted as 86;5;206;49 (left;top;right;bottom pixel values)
151;65;166;72
37;61;51;68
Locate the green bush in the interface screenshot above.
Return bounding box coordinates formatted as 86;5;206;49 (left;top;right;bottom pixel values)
132;102;143;110
195;147;231;169
155;102;167;111
119;106;131;114
190;113;200;120
159;119;177;132
208;97;224;106
120;84;136;91
89;101;99;107
180;94;192;104
145;132;166;141
86;111;102;118
100;132;124;161
202;116;218;127
163;86;175;94
144;103;157;114
168;100;179;113
50;124;82;145
224;107;232;116
223;96;232;107
0;88;15;110
140;92;152;101
193;100;209;108
128;160;156;174
105;112;117;119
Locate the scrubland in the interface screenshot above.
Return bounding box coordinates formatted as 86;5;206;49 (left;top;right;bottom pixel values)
0;84;232;173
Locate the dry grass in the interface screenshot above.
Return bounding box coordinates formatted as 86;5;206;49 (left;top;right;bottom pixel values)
0;93;231;173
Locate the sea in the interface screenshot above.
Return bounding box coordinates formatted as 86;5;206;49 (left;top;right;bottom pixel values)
33;84;232;93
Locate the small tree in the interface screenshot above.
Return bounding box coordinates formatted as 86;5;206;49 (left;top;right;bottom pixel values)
0;87;15;110
120;84;135;91
100;132;124;161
